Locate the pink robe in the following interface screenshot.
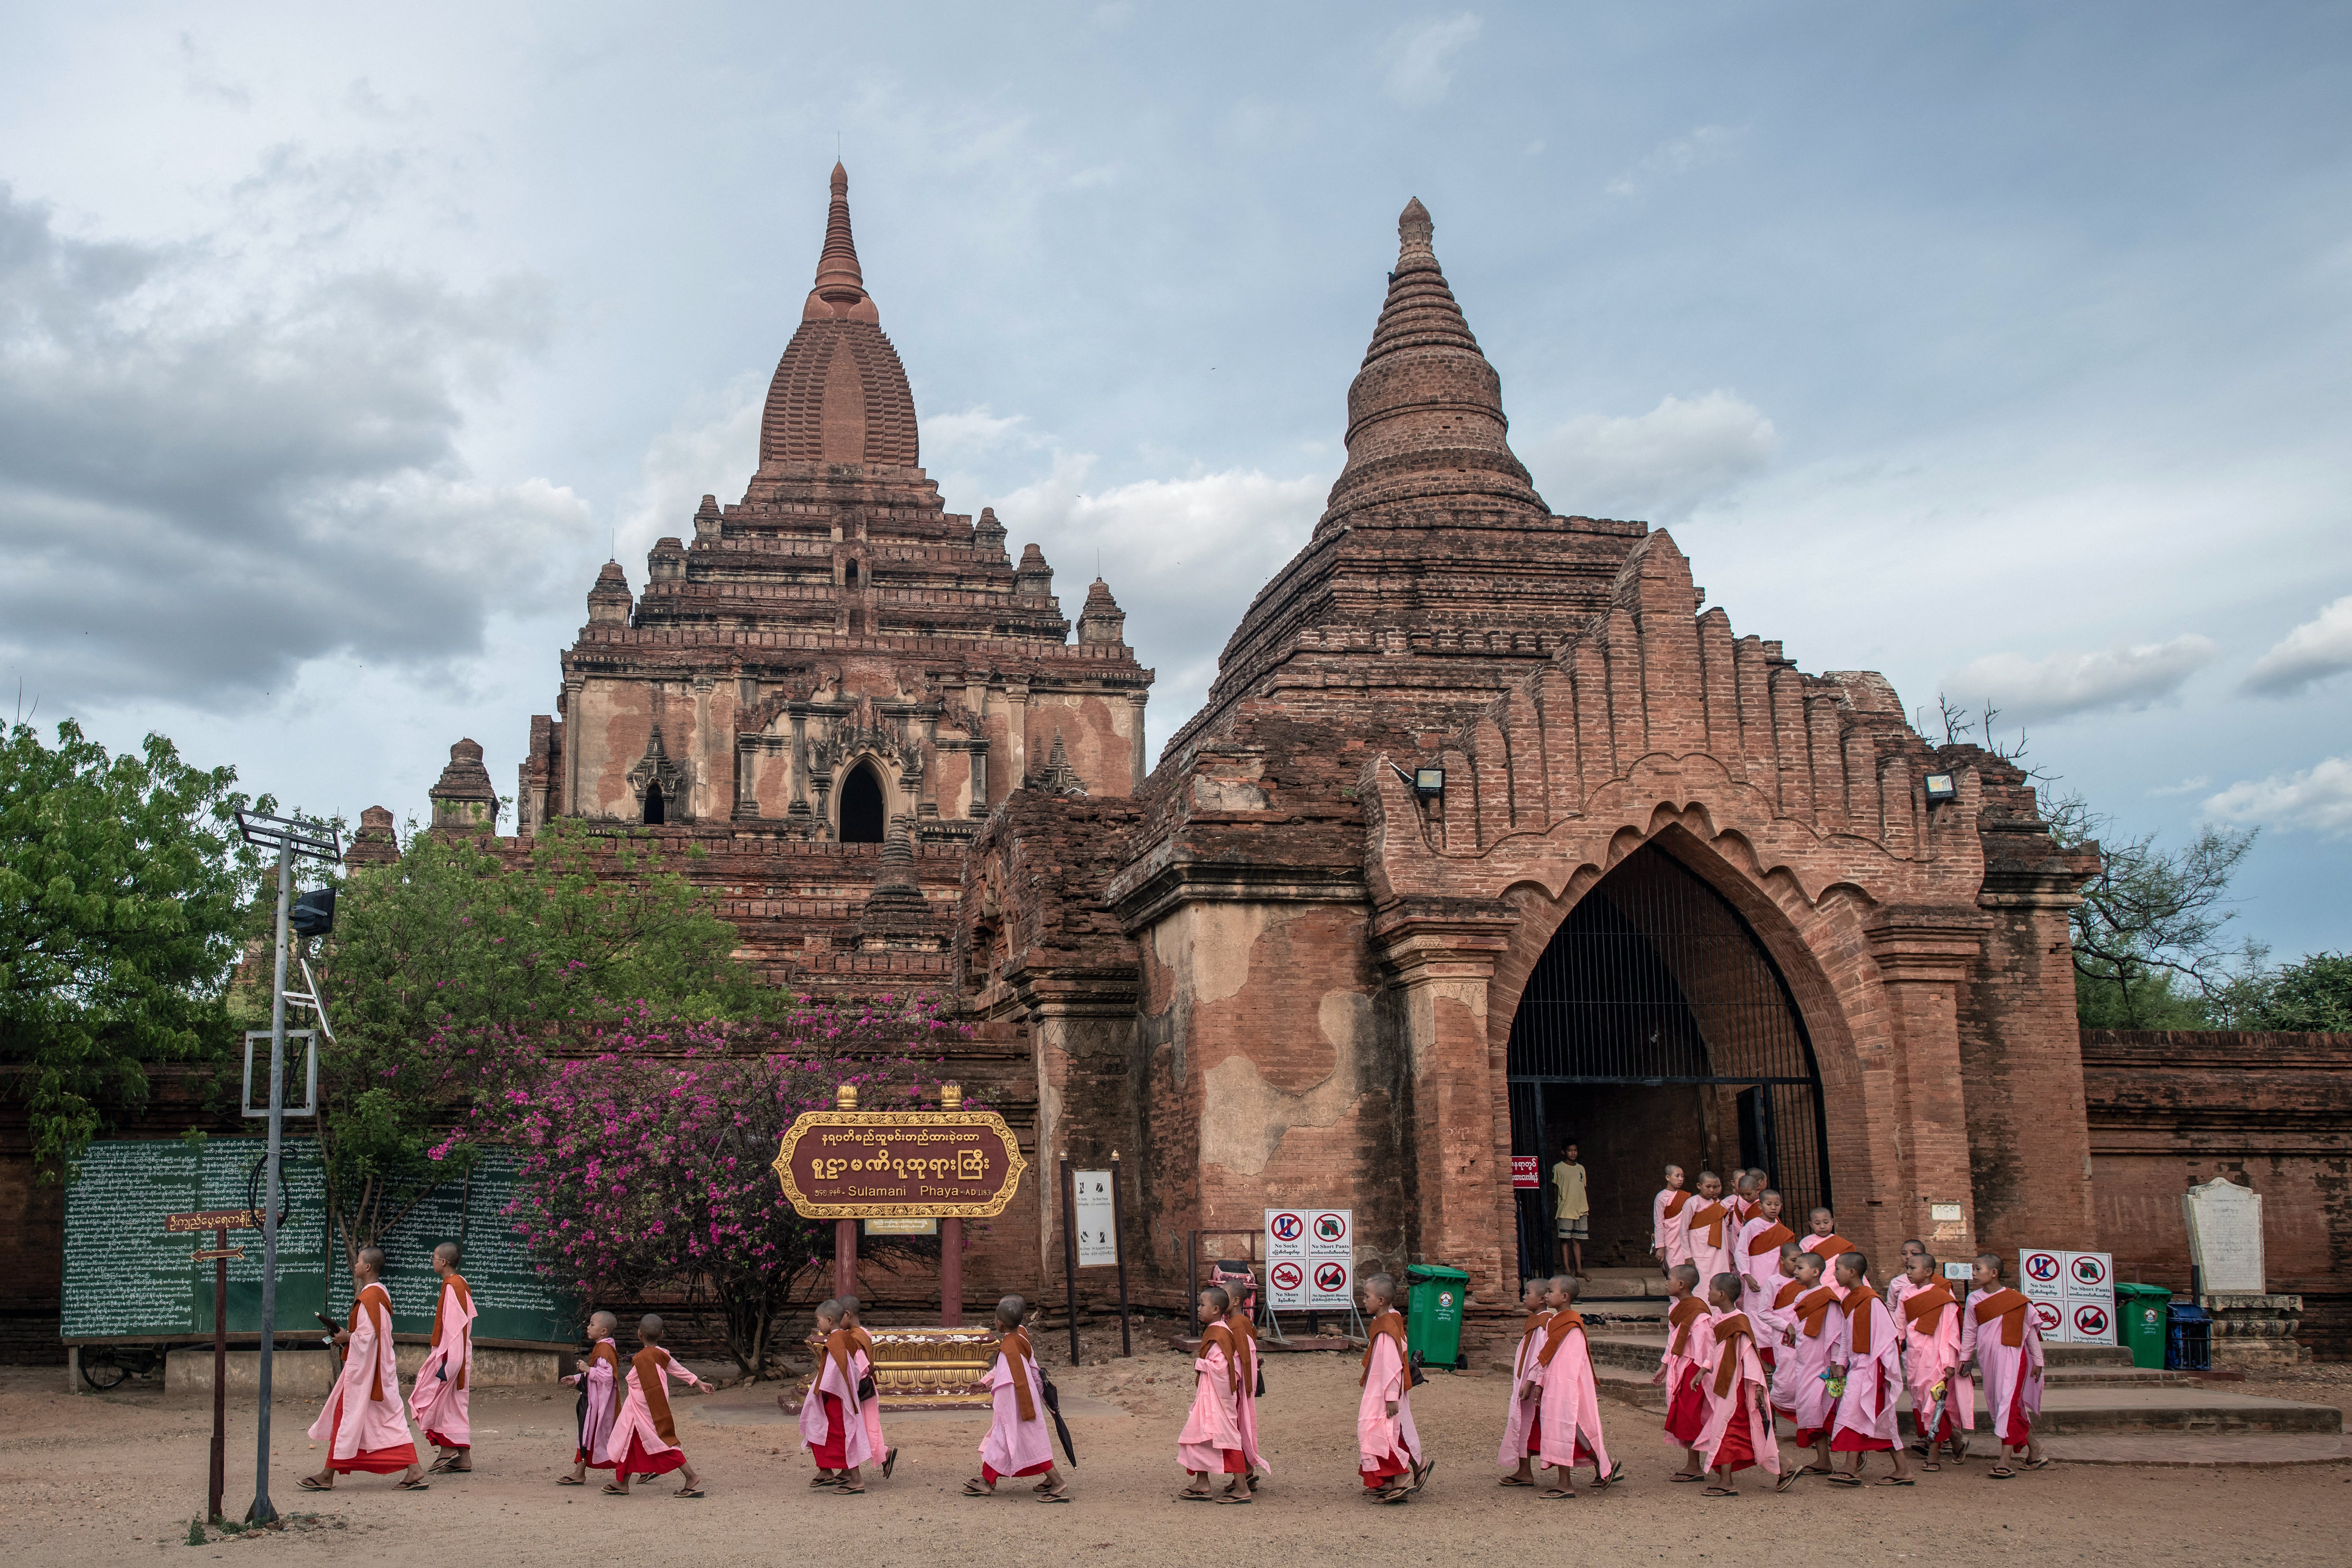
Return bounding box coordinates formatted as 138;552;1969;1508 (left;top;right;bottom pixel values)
1356;1328;1422;1477
408;1275;475;1449
1960;1289;2047;1447
1896;1286;1974;1440
979;1334;1055;1479
608;1346;704;1472
307;1282;418;1471
1495;1313;1549;1469
1659;1300;1714;1450
1177;1337;1245;1473
1655;1190;1695;1265
850;1332;888;1463
1735;1219;1793;1319
1696;1318;1781;1476
1533;1316;1612;1476
1686;1202;1737;1290
574;1339;622;1467
1226;1318;1271;1476
1831;1291;1903;1450
1784;1289;1845;1440
797;1337;873;1470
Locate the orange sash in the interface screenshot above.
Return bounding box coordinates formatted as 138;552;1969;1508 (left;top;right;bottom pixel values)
1520;1309;1553;1346
633;1346;677;1443
1690;1201;1728;1247
822;1327;861;1401
1535;1309;1587;1367
1667;1297;1708;1358
1359;1310;1407;1387
1845;1286;1883;1355
588;1338;621;1380
356;1283;392;1401
1712;1314;1756;1397
1772;1278;1805;1312
1902;1280;1957;1331
1974;1288;2033;1349
1202;1322;1241;1392
1662;1190;1692;1220
1809;1234;1855;1262
999;1327;1039;1422
1796;1285;1842;1340
1224;1310;1257;1393
1746;1223;1795;1258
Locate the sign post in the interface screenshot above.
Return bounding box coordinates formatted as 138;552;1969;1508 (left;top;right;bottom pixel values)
1069;1164;1121;1361
167;1208;254;1522
772;1081;1026;1330
1109;1154;1130;1357
1060;1159;1081;1364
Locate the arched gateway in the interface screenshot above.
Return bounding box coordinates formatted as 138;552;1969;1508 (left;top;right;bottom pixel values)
1506;841;1829;1278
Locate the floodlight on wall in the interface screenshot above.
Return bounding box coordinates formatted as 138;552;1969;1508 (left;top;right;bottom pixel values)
1412;767;1445;802
1922;772;1959;806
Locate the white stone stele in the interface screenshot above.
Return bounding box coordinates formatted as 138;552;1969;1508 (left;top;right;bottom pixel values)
2182;1176;2266;1294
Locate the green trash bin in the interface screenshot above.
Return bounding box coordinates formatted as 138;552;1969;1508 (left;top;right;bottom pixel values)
1405;1264;1469;1370
2115;1282;2171;1369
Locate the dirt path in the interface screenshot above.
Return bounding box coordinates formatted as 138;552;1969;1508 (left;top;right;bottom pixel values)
8;1348;2349;1567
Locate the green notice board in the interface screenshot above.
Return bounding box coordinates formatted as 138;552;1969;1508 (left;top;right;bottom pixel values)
61;1138;329;1340
323;1149;576;1344
64;1140;575;1346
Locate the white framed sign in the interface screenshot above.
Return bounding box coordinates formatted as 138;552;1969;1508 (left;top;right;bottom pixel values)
1073;1169;1116;1266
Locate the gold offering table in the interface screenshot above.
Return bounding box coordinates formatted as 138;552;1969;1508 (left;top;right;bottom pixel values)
792;1326;996;1411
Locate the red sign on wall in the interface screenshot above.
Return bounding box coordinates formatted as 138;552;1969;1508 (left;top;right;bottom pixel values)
1512;1155;1539;1190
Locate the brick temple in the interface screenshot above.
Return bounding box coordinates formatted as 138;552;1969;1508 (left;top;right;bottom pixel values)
352;170;2334;1340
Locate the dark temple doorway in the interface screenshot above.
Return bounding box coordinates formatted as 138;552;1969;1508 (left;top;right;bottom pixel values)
1506;841;1830;1282
839;763;886;843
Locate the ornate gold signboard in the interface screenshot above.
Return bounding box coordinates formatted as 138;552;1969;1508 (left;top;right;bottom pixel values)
772;1083;1027;1220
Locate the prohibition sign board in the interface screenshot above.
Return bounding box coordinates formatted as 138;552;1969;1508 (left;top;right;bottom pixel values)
2030;1300;2063;1334
2020;1250;2064;1299
2070;1253;2110;1289
1312;1211;1349;1246
2072;1302;2112;1339
1311;1259;1353;1305
1270;1261;1305;1293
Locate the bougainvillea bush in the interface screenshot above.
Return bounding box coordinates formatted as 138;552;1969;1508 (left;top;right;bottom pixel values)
428;993;968;1375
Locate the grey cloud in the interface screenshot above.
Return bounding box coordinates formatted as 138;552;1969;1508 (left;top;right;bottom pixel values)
1383;14;1483;108
1940;635;2219;724
1523;391;1775;524
2241;595;2352;696
0;183;584;711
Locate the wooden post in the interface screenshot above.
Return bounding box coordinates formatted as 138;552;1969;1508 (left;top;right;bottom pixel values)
210;1224;228;1521
1060;1157;1080;1365
835;1218;858;1302
1109;1153;1130;1358
939;1082;963;1326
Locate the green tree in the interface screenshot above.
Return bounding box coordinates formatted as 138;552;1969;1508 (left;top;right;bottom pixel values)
2046;791;2263;1028
306;816;762;1254
2213;950;2352;1032
1;720;266;1173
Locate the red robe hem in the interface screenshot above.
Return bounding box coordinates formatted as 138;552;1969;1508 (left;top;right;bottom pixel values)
981;1460;1053;1484
617;1434;686;1477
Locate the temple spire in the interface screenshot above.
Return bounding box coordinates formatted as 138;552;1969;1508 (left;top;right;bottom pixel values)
804;162;880;323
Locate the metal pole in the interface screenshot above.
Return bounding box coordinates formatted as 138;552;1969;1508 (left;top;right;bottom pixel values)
210;1224;228;1521
940;1217;963;1327
248;840;290;1526
1059;1158;1080;1365
1109;1153;1130;1358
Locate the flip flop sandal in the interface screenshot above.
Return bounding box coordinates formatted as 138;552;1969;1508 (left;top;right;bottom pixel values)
831;1486;863;1496
1703;1487;1738;1498
674;1487;706;1499
2023;1458;2055;1471
1824;1472;1862;1487
808;1473;840;1488
1875;1477;1916;1487
296;1477;332;1493
882;1449;899;1480
1245;1474;1261;1492
556;1476;586;1486
1988;1467;2016;1480
1498;1476;1537;1487
1376;1488;1411;1505
1175;1489;1214;1501
961;1479;993;1496
1539;1487;1577;1500
602;1484;629;1495
1037;1487;1073;1504
1215;1492;1253;1504
1922;1463;1941;1472
1774;1469;1804;1494
1411;1459;1437;1491
1591;1462;1626;1489
394;1479;431;1492
1670;1472;1706;1483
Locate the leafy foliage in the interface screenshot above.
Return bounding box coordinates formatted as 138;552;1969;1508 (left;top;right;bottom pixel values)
307;817;762;1255
430;996;966;1376
2046;790;2263;1028
1;720;266;1173
2210;950;2352;1032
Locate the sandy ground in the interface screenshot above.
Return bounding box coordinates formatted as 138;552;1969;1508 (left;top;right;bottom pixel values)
10;1334;2351;1568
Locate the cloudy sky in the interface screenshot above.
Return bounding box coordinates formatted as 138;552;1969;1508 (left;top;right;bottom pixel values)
4;3;2348;958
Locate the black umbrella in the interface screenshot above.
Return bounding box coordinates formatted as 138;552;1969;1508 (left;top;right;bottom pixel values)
1039;1376;1078;1467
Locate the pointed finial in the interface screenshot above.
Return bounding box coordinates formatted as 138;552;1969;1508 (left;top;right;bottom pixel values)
1399;197;1434;260
806;163;875;321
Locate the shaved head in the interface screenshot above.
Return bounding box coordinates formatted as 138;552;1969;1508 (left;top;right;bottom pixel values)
1549;1275;1579;1302
638;1313;664;1341
1363;1273;1397;1306
1670;1262;1700;1289
355;1245;385;1278
996;1294;1027;1328
587;1311;617;1337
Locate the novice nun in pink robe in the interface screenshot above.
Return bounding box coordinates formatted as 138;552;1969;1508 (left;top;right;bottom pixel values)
567;1332;623;1477
1960;1286;2046;1453
1897;1278;1973;1458
1356;1309;1423;1495
1696;1313;1780;1487
1177;1321;1247;1496
1495;1304;1551;1473
1830;1285;1903;1455
972;1324;1059;1493
1783;1281;1846;1447
1655;1183;1695;1268
1736;1213;1796;1326
1533;1304;1618;1492
408;1266;475;1465
798;1328;874;1478
305;1279;421;1483
607;1340;707;1485
1225;1308;1270;1484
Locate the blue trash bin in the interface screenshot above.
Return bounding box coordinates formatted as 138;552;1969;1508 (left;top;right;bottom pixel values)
2166;1303;2211;1371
